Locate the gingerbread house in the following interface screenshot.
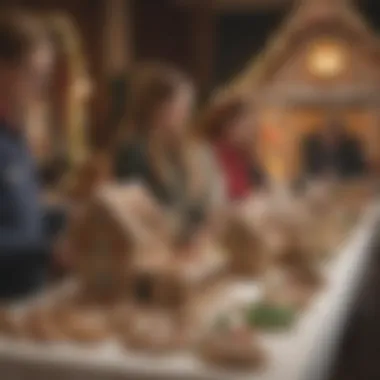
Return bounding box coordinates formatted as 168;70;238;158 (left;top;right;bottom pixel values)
126;236;228;349
67;183;170;302
64;182;228;346
221;214;270;277
129;237;226;308
230;0;380;183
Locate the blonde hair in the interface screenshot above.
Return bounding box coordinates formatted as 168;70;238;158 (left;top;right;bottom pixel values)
47;12;90;166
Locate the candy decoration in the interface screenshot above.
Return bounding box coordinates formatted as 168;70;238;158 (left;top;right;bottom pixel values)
246;302;297;331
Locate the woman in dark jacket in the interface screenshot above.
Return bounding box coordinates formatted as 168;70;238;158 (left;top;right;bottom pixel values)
114;63;222;245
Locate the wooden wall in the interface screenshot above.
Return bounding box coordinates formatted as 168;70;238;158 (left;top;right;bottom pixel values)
132;0;216;95
132;0;193;74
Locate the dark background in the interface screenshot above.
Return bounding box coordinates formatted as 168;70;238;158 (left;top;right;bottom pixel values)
131;0;380;93
214;10;285;87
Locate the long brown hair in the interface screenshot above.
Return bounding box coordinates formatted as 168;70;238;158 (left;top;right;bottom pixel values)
129;62;191;135
124;62;204;199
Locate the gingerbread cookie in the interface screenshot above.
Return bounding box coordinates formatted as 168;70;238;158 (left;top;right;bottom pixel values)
0;308;22;338
22;307;66;342
125;310;181;352
200;323;266;369
60;308;110;344
109;303;131;337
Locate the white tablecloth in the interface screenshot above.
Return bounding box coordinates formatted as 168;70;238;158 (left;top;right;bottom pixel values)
0;204;378;380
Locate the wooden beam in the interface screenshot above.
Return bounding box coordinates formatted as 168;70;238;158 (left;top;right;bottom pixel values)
175;0;292;11
74;0;108;147
104;0;134;75
260;85;380;106
190;5;215;94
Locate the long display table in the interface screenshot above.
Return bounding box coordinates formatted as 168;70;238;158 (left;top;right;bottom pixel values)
0;205;378;380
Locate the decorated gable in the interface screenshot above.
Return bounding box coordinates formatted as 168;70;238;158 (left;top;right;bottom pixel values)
271;37;380;90
228;0;380;183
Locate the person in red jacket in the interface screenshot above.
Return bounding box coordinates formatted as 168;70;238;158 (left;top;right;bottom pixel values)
200;94;266;202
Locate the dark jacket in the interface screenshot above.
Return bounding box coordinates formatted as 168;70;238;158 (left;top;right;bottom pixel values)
114;141;207;244
0;121;48;299
302;132;367;179
114;141;182;205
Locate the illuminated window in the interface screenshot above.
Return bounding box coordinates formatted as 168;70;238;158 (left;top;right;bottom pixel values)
307;39;348;78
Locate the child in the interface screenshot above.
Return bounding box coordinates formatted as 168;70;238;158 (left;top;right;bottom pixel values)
200;94;266;202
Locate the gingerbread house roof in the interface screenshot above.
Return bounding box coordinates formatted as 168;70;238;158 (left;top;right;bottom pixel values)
83;183;227;285
175;240;227;284
229;0;380;94
92;183;168;250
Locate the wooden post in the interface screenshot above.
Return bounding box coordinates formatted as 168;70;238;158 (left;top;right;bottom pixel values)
190;3;215;96
104;0;133;75
93;0;134;149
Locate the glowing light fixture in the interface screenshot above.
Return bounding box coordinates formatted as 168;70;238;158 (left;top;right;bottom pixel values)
307;39;347;78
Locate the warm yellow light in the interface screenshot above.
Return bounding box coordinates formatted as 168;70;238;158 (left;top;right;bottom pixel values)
307;40;347;78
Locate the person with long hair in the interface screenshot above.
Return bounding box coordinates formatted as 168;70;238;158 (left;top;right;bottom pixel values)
114;63;223;245
0;14;63;299
199;93;266;202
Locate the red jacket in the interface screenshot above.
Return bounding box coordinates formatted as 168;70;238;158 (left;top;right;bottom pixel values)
214;142;253;201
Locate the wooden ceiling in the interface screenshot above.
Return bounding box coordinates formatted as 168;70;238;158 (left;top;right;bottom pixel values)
175;0;367;11
175;0;295;10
